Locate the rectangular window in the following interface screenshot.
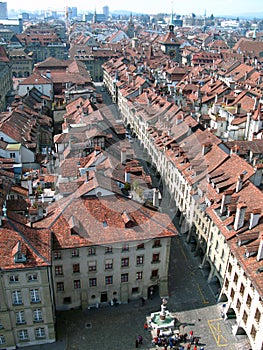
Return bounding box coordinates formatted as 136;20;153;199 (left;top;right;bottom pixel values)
152;239;161;248
228;263;232;273
88;261;97;272
0;335;5;344
250;325;257;340
73;264;80;273
57;282;64;292
63;297;71;304
12;290;22;305
72;248;79;257
240;283;245;296
132;287;139;294
30;289;40;303
122;244;129;252
33;309;43;322
105;246;112;254
54;250;61;259
89;278;97;287
121;273;128;283
246;295;252;307
136;271;143;280
151;269;158;279
121;257;129;267
55;265;63;276
105;276;113;285
35;327;45;339
27;273;38;282
88;247;96;256
236;299;241;311
105;259;113;270
137;243;144;250
255;308;261;323
18;329;29;341
74;280;81;289
152;253;160;263
233;273;238;283
16;311;25;325
9;275;19;283
242;310;248;324
136;256;144;265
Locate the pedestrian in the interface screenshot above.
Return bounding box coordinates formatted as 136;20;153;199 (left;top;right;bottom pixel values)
189;330;194;343
194;337;199;345
193;345;197;350
169;336;174;349
138;335;143;345
187;343;191;350
135;339;139;348
143;322;148;331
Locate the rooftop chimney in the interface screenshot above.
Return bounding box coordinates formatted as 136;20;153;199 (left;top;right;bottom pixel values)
236;173;245;193
234;202;247;231
257;233;263;261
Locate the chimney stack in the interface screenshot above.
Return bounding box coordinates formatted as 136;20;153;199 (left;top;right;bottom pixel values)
236;173;245;193
257;233;263;261
234;202;247;231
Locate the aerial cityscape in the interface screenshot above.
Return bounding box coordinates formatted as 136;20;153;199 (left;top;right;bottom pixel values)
0;1;262;350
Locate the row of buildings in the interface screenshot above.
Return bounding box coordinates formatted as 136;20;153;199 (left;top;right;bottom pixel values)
101;27;263;350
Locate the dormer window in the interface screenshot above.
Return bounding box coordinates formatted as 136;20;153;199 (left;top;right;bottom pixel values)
12;241;27;263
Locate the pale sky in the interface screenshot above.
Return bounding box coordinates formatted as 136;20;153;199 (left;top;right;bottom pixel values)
6;0;263;16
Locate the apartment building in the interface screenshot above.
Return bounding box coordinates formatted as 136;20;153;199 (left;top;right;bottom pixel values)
0;219;55;350
34;172;176;310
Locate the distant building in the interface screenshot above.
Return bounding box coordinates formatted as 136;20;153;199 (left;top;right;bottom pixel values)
103;6;109;19
0;2;7;20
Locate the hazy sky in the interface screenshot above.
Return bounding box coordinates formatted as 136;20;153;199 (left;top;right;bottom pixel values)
6;0;263;16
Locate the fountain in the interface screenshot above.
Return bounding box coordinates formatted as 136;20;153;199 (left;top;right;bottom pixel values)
149;298;175;330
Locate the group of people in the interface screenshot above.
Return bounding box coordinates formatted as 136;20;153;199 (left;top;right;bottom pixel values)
150;329;205;350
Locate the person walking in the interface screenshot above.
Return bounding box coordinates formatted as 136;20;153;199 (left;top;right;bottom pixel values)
135;339;139;348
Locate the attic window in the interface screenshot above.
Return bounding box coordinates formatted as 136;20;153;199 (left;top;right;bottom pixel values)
103;220;108;228
14;251;26;263
13;241;27;263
